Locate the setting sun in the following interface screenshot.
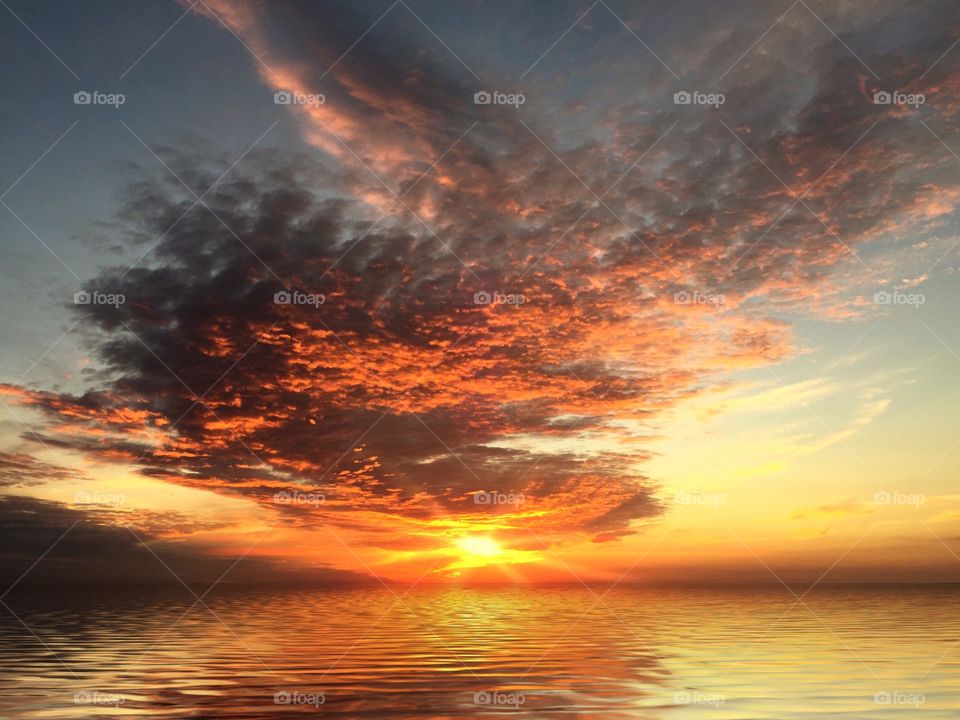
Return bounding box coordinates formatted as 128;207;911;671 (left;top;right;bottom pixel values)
456;536;503;558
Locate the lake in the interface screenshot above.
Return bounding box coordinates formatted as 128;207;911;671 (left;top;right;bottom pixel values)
0;584;956;718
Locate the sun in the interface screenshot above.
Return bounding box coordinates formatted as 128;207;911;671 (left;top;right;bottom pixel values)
456;535;504;557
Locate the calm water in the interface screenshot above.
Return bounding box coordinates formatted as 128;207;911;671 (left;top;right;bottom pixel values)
0;585;956;718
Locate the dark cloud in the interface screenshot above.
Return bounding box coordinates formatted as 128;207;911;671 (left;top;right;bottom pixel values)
0;452;78;487
0;495;371;588
1;141;668;544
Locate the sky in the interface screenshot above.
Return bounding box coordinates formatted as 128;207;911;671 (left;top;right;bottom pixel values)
1;0;960;587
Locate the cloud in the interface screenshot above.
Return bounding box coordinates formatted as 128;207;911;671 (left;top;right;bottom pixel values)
3;149;672;549
0;495;371;587
0;452;79;487
6;0;960;576
791;501;872;521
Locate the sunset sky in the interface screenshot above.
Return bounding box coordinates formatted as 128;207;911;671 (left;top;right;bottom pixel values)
2;0;960;587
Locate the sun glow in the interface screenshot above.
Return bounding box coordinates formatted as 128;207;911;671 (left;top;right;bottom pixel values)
456;535;503;557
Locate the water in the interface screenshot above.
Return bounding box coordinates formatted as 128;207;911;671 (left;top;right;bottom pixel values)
0;585;956;718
